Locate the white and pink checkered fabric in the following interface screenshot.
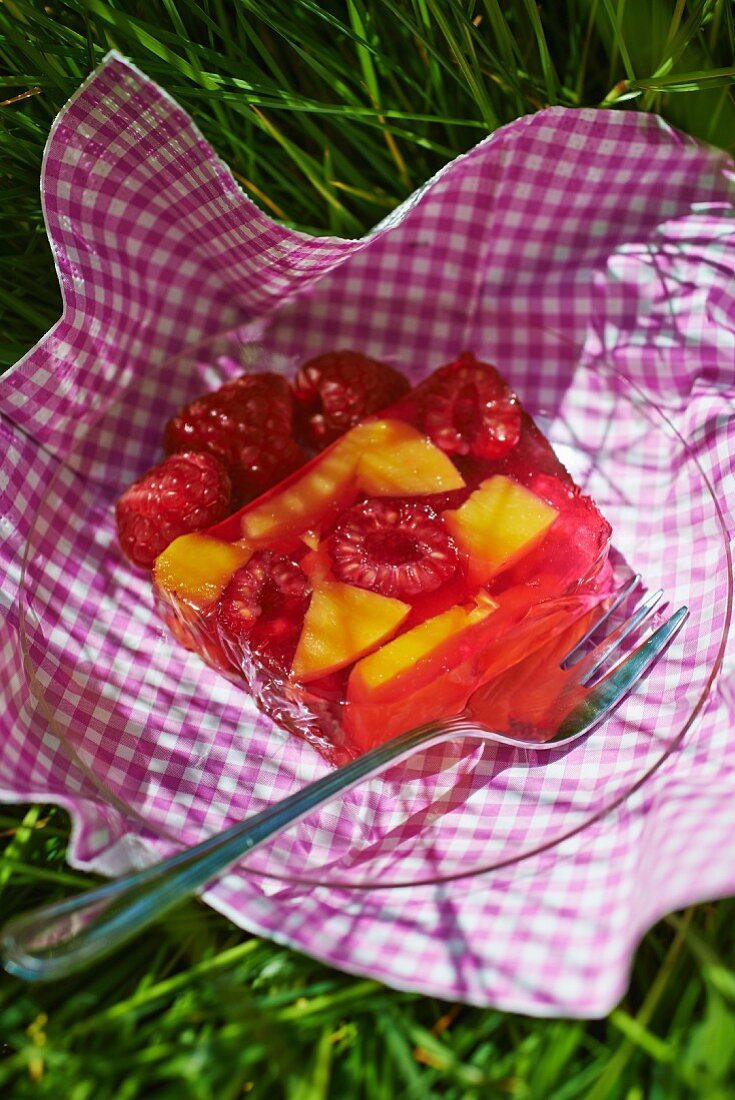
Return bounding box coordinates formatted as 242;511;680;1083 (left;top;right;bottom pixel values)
1;54;733;1016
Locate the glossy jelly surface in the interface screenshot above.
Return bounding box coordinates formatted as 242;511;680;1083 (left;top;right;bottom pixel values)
153;354;612;761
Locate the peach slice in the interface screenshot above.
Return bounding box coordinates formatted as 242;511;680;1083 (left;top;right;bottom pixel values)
291;580;410;683
241;419;405;544
348;600;495;701
345;599;496;750
356;421;464;497
153;533;253;608
443;476;558;586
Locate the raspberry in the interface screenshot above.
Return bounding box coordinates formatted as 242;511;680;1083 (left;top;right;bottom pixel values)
293;350;411;451
233;431;308;503
116;452;232;568
164;372;305;503
217;551;312;675
328;498;458;599
419;352;521;460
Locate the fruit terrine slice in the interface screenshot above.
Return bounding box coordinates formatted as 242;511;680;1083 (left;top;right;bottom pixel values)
153;353;612;762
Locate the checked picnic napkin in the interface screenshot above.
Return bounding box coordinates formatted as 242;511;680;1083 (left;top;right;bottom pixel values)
1;53;733;1016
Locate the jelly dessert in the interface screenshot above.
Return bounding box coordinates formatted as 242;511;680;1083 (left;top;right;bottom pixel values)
153;353;612;761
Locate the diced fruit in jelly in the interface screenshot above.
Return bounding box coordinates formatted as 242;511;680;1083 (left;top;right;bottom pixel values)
344;587;601;751
356;421;465;497
443;476;558;586
241;419;414;544
154;533;253;608
291;581;410;683
349;601;495;699
152;534;254;673
155;353;613;761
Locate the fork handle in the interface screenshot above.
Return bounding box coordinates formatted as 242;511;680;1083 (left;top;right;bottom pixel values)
2;719;469;982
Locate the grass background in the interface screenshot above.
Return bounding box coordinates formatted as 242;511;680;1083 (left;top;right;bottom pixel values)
1;1;734;1096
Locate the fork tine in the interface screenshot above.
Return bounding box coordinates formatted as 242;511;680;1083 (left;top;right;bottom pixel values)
570;587;664;687
561;573;641;667
556;606;689;740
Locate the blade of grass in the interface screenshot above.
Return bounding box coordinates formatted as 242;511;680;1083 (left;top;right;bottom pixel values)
0;87;42;106
423;0;499;128
601;0;637;82
520;0;560;104
250;105;364;234
575;0;601;103
639;0;714;110
347;0;412;188
631;66;735;93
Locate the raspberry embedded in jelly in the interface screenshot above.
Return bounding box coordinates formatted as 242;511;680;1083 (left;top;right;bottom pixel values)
418;351;521;460
328;498;459;599
293;349;411;450
217;550;312;676
153;353;613;762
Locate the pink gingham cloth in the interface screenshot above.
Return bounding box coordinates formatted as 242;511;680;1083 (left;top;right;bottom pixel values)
1;53;734;1016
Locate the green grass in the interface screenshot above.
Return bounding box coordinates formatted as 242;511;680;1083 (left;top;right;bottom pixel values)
2;806;735;1099
1;1;735;1096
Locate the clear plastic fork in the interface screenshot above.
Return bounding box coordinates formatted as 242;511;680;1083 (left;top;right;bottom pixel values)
1;577;687;982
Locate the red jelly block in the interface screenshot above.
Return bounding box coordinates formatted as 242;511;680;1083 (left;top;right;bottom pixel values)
153;354;612;762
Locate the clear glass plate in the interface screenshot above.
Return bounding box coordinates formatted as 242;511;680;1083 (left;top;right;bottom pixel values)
18;348;731;890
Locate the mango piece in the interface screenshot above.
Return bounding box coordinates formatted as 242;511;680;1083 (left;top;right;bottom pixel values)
241;419;429;543
348;601;495;699
153;533;253;607
291;581;410;683
356;421;464;497
443;476;558;586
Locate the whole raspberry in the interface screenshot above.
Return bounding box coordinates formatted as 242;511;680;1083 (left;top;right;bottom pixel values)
232;431;308;503
116;452;232;568
217;550;312;675
293;350;411;451
328;498;458;599
164;372;305;503
419;352;521;461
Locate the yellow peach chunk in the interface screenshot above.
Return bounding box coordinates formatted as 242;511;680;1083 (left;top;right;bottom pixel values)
356;421;465;497
443;476;558;586
153;533;252;607
241;419;425;543
291;581;410;683
349;601;495;697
